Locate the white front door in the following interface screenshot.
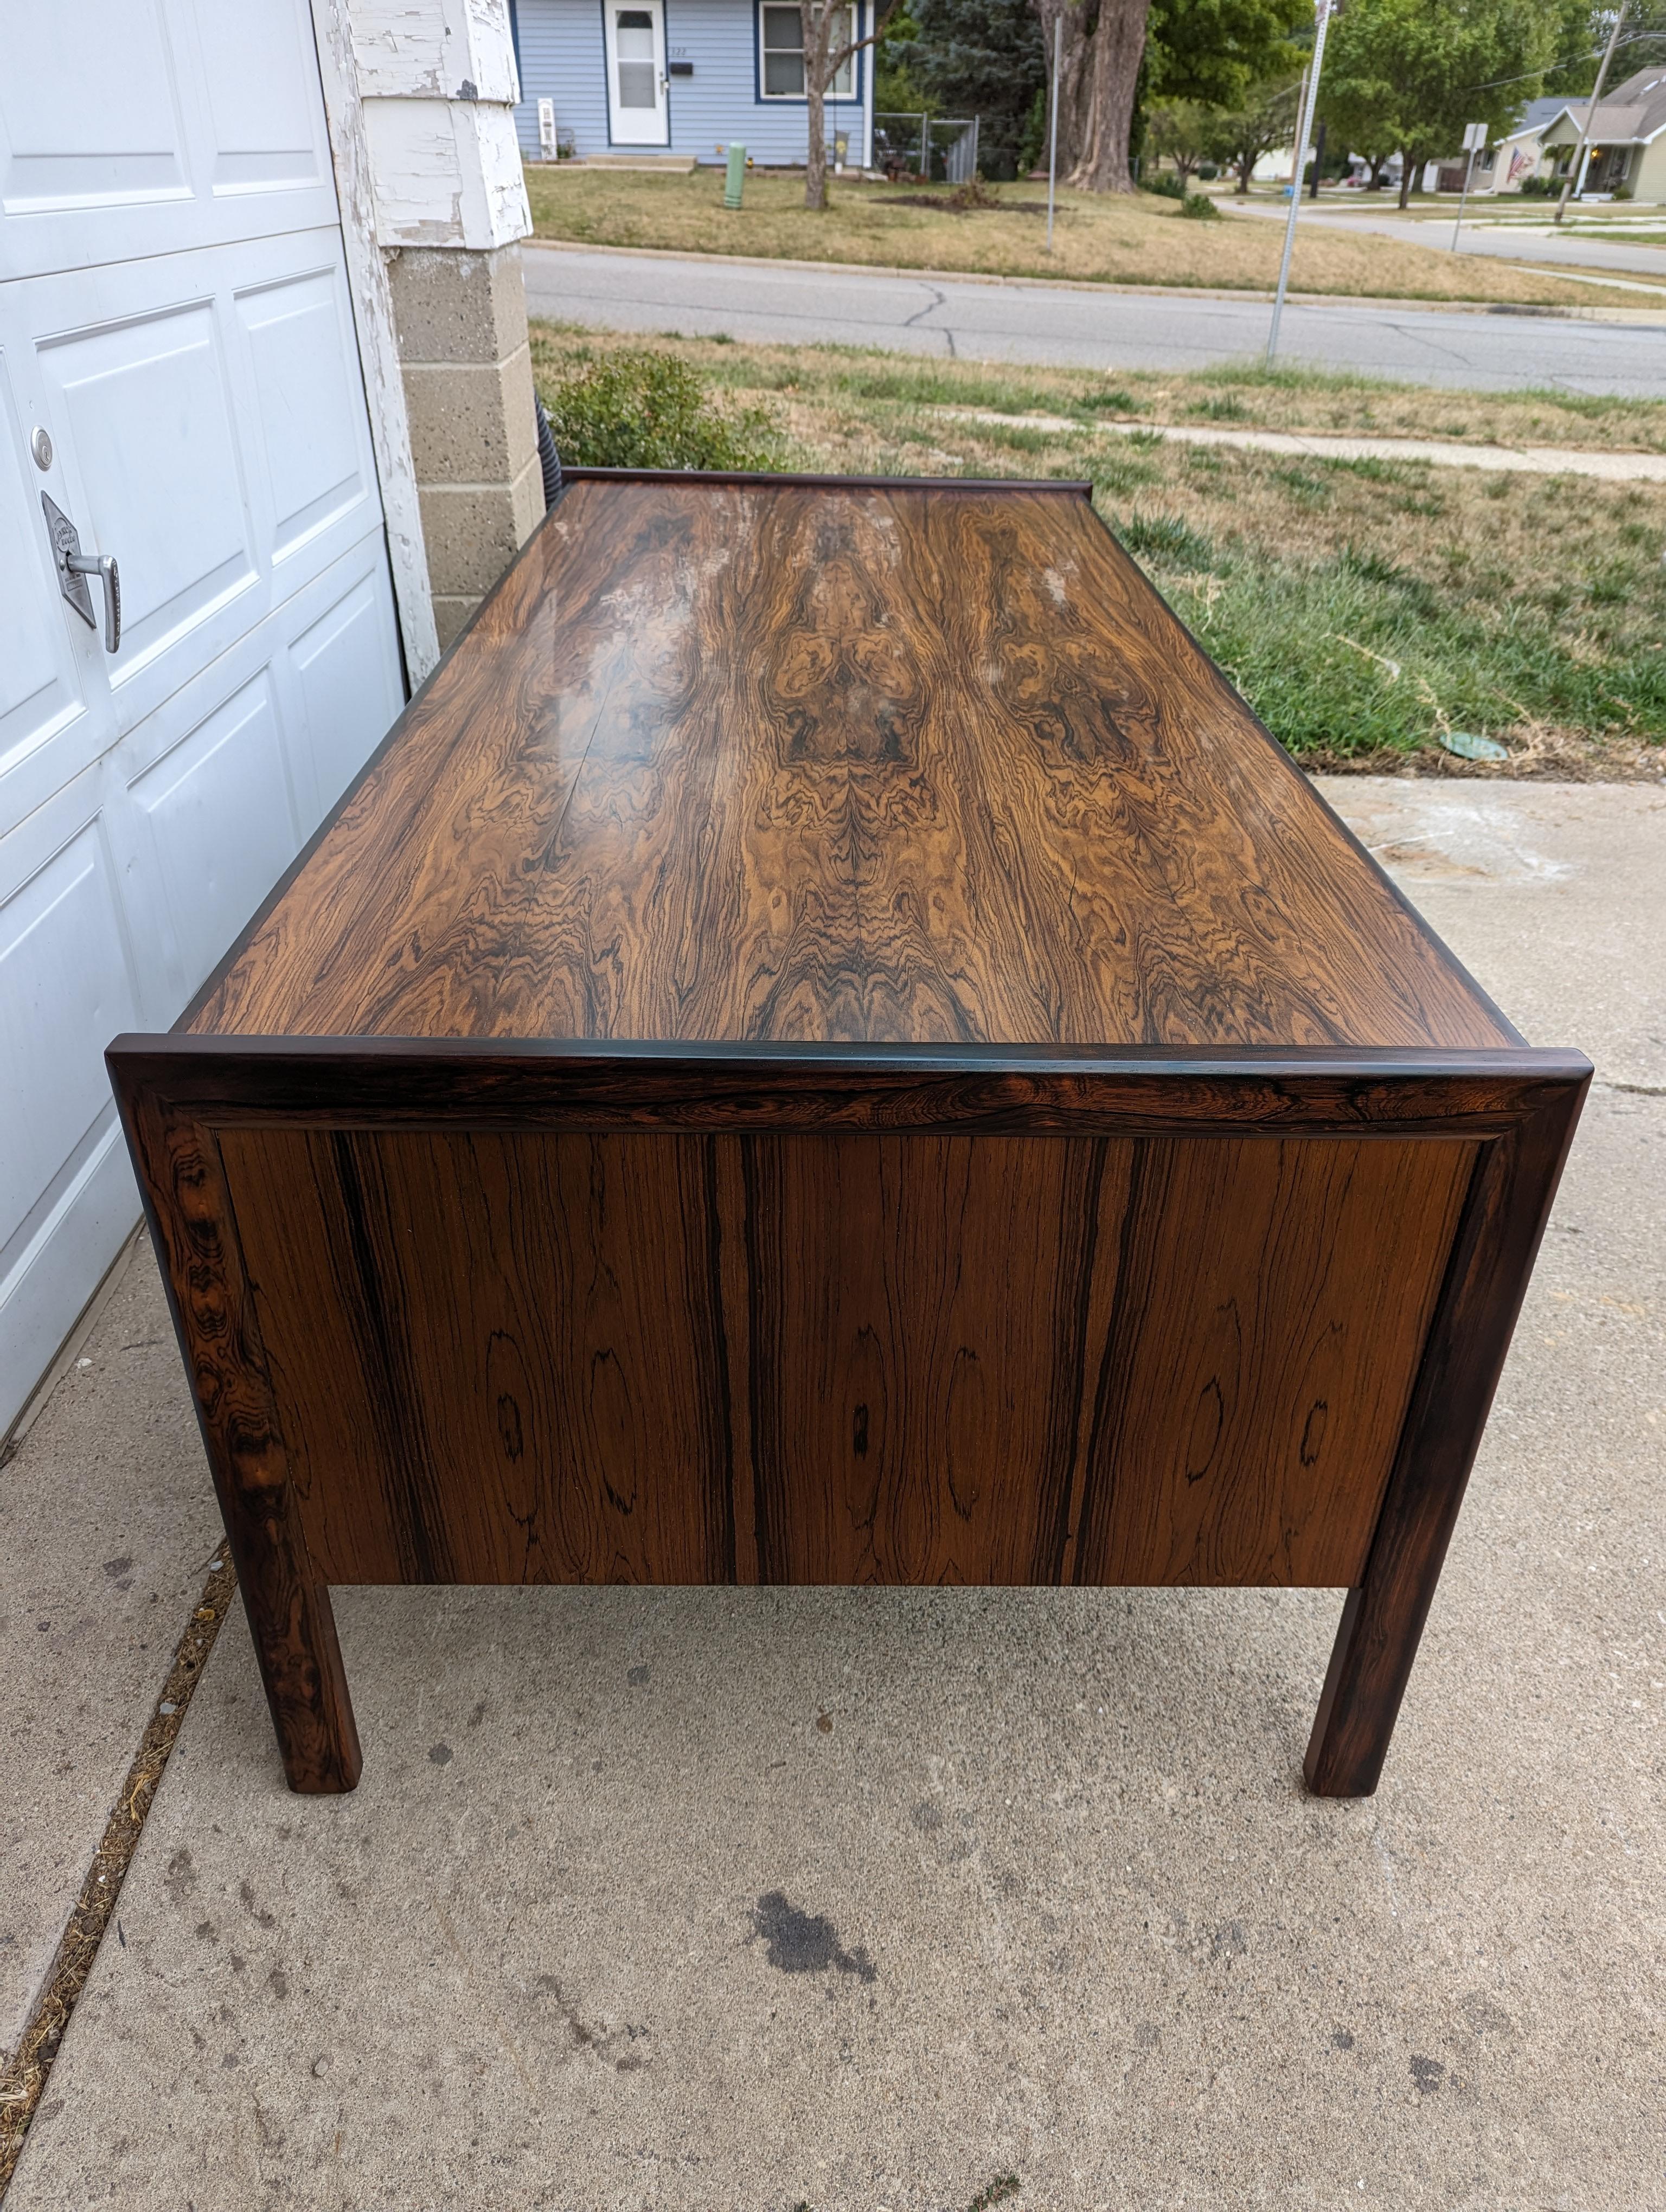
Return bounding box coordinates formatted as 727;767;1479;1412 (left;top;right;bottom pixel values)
604;1;670;147
0;0;407;1432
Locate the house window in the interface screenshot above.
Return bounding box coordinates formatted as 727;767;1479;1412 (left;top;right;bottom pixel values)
759;4;857;100
616;9;658;107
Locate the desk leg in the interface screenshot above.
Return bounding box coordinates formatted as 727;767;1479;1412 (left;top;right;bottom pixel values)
114;1085;363;1793
1305;1088;1585;1796
234;1533;362;1796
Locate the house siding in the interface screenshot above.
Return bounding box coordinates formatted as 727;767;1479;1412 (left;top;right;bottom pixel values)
513;0;612;157
512;0;870;166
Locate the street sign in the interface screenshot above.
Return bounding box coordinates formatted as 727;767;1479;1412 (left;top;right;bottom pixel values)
1453;125;1489;253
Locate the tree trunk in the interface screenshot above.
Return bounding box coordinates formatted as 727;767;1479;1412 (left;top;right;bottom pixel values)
1398;160;1413;209
1066;0;1153;192
1034;0;1094;181
803;0;834;210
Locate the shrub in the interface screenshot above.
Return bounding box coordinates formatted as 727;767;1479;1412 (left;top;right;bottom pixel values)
1179;191;1220;220
539;347;779;471
1146;172;1186;200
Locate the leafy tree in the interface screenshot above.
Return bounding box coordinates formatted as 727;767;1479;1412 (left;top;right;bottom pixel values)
1319;0;1562;208
1542;2;1666;98
905;0;1047;177
1146;0;1307;107
1201;73;1302;192
1145;95;1215;183
874;3;929;110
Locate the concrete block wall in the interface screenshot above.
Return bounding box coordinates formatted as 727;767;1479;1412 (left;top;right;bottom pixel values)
332;0;543;654
388;244;543;647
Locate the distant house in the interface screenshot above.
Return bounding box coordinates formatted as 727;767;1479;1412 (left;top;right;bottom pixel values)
1471;95;1565;195
508;0;876;169
1537;68;1666;202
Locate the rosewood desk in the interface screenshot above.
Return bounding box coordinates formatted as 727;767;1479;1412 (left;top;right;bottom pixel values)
110;470;1588;1798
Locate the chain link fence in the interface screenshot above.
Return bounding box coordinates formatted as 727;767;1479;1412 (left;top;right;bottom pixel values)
873;113;981;185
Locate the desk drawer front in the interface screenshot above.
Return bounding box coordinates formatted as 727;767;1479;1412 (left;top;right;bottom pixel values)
216;1127;1474;1592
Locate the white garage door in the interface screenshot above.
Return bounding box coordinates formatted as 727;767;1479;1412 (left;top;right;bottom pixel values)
0;0;407;1432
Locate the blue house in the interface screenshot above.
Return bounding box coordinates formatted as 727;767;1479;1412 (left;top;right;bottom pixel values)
508;0;875;169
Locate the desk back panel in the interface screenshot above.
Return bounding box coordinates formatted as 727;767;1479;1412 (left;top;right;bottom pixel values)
215;1127;1475;1593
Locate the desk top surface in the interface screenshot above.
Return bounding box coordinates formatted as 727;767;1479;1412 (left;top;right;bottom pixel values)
189;473;1516;1052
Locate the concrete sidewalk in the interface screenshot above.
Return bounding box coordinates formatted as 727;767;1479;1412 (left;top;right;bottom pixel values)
3;780;1663;2209
936;406;1666;482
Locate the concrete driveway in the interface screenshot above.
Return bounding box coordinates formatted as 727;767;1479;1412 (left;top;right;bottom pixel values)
522;242;1666;395
3;780;1664;2208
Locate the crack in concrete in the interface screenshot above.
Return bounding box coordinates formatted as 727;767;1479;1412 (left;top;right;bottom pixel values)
901;283;958;356
0;1550;235;2192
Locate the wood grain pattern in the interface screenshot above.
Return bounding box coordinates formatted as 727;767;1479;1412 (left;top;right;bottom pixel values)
735;1134;1125;1587
209;1122;1472;1597
1068;1136;1475;1586
219;1129;737;1587
189;477;1514;1052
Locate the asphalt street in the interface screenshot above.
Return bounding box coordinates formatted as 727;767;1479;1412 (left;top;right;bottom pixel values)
524;242;1666;394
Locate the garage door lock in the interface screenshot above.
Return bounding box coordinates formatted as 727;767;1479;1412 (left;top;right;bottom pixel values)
42;491;121;655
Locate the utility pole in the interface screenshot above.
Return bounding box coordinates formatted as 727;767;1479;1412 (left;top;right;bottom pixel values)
1309;115;1326;198
1046;12;1061;252
1556;0;1626;226
1267;1;1332;369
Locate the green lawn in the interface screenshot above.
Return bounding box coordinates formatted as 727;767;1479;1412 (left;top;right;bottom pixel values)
531;324;1666;779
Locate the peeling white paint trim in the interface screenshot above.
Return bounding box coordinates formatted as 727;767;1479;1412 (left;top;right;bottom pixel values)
311;0;441;685
363;97;530;249
351;0;521;104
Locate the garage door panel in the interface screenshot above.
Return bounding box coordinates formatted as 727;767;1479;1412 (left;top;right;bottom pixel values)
192;0;331;196
120;670;302;1010
290;558;406;820
0;0;188;217
16;229;382;748
43;304;257;690
0;1116;138;1448
239;269;371;564
0;0;408;1433
0;0;342;278
0;800;139;1255
0;366;99;820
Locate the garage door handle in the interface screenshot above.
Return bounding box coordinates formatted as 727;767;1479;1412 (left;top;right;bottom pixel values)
66;550;121;655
